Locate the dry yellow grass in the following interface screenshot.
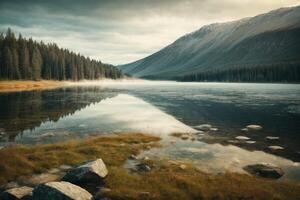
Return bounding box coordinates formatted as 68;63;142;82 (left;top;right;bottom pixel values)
0;133;160;185
105;161;300;200
0;80;64;92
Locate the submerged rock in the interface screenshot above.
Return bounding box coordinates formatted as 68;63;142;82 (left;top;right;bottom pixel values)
246;140;256;144
32;181;92;200
62;159;108;185
246;125;263;131
235;136;250;140
241;128;248;132
266;136;279;140
194;124;212;131
1;186;33;200
243;163;284;179
268;145;284;150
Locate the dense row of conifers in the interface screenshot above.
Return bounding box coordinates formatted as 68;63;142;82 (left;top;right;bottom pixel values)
0;29;122;80
178;63;300;83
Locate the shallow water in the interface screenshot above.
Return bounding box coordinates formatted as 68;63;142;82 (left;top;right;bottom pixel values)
0;81;300;181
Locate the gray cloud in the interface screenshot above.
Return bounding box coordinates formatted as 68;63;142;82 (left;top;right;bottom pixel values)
0;0;299;64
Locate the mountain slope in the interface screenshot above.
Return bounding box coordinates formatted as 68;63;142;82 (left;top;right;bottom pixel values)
120;6;300;81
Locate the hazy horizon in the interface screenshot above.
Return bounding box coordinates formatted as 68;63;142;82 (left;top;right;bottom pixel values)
0;0;299;65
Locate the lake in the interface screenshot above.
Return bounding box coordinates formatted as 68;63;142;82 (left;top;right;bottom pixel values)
0;81;300;181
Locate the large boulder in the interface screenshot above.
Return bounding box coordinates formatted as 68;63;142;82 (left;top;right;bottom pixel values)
32;181;92;200
243;163;284;179
62;159;108;185
1;186;33;200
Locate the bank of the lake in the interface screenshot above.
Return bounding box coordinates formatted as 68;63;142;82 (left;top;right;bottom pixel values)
0;132;300;200
0;80;64;93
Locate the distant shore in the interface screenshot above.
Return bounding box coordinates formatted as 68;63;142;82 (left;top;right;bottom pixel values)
0;78;142;93
0;80;65;93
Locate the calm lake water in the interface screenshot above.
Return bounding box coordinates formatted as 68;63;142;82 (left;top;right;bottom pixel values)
0;81;300;181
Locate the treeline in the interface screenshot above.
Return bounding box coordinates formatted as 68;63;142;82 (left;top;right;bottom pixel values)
179;63;300;83
0;28;122;80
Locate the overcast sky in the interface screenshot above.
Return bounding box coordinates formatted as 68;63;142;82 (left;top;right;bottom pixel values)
0;0;299;64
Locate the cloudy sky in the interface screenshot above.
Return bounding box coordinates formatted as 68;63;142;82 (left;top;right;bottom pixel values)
0;0;299;64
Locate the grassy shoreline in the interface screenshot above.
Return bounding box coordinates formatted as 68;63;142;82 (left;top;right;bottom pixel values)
0;133;299;200
0;80;64;93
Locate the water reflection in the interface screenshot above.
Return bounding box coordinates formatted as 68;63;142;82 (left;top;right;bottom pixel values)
0;87;117;144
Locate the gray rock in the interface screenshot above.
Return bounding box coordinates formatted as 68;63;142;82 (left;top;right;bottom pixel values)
243;163;284;179
266;136;279;140
246;140;256;144
32;181;92;200
1;186;33;200
62;159;108;185
268;145;284;150
246;125;263;130
235;136;250;140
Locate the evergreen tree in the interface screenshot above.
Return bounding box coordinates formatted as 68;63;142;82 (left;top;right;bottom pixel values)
0;28;123;81
31;47;42;80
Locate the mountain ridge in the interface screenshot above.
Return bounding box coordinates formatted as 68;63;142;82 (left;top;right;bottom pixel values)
119;5;300;82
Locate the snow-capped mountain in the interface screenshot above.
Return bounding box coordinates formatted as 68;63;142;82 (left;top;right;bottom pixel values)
119;5;300;80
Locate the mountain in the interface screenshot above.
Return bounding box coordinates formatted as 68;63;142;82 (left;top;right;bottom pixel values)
120;6;300;82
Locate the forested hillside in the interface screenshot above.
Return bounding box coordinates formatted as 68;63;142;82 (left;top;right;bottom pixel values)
0;29;122;80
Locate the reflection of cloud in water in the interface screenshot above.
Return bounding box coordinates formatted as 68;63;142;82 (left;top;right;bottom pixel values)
17;94;196;143
92;94;196;136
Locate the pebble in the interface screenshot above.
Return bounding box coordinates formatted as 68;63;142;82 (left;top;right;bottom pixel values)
235;136;250;140
269;146;284;150
246;125;263;130
143;156;150;161
129;154;138;160
266;136;279;140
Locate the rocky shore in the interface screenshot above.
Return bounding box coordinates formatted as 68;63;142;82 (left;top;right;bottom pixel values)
0;133;300;200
